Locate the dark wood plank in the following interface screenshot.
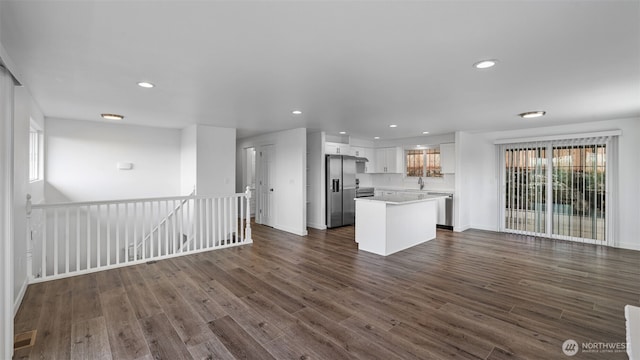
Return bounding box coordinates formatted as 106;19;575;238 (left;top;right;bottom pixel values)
71;273;102;323
100;288;151;360
139;313;193;360
207;315;275;360
27;278;73;359
118;266;163;320
70;316;112;360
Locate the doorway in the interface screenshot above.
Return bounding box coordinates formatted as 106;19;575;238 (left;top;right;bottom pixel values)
256;144;275;227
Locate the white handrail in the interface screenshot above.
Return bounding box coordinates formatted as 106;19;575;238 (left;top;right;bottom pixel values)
26;187;253;283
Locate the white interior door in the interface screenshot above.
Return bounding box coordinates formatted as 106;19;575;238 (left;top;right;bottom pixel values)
257;145;275;227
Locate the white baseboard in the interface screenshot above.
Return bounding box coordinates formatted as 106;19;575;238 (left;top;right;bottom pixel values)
469;224;500;232
617;242;640;251
307;222;327;230
453;224;470;232
13;278;28;318
275;224;308;236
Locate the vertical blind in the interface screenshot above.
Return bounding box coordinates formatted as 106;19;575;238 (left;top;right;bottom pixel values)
499;135;618;245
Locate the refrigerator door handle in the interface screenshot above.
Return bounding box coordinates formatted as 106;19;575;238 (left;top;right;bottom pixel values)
332;179;340;192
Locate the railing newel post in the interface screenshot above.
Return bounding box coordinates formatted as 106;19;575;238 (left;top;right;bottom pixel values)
245;186;252;242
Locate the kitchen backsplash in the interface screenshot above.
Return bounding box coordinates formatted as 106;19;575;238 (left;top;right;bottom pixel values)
357;173;455;191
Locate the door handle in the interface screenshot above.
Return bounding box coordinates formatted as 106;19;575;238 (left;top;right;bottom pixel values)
270;188;274;192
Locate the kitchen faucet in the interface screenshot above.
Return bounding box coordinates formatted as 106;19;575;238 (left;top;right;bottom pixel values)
418;176;424;190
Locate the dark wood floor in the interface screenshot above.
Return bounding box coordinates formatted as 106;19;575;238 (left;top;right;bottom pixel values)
14;224;640;359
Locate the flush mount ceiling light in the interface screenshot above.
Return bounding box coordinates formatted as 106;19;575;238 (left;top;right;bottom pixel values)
374;136;380;139
101;113;124;120
519;111;546;119
422;131;430;134
473;59;498;69
389;124;398;128
292;110;302;115
137;81;155;88
339;131;346;134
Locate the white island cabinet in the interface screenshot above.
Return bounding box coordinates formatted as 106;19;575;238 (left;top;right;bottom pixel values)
355;194;446;256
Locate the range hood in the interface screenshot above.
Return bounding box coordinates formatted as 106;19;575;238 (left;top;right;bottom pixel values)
355;157;369;163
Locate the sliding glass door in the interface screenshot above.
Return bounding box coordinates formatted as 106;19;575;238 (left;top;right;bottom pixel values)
501;138;611;244
504;146;547;234
551;145;606;241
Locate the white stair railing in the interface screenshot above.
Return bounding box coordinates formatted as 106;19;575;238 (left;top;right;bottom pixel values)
25;187;252;282
130;188;195;261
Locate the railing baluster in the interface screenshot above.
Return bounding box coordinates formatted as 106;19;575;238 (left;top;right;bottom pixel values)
141;201;146;260
125;203;129;263
106;204;111;266
87;205;91;270
97;204;101;267
239;196;244;242
116;203;120;264
164;200;171;255
178;200;183;252
54;209;59;276
219;198;223;246
76;207;80;272
65;208;69;274
150;201;155;258
205;198;211;248
42;209;47;277
133;202;138;261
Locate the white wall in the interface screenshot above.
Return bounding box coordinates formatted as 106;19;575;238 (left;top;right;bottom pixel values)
0;61;15;360
237;128;307;236
196;125;236;196
181;124;236;196
457;117;640;250
180;125;197;195
307;131;325;229
12;86;44;315
46;118;182;202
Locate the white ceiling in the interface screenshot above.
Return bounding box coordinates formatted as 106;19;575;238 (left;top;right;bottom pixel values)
1;1;638;139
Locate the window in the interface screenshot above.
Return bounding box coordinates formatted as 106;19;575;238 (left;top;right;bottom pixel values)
405;147;442;177
29;126;41;182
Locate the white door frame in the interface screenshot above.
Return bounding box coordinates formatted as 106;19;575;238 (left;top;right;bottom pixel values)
1;65;16;360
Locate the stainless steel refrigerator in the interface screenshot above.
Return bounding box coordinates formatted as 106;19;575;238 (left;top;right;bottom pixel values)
326;155;356;228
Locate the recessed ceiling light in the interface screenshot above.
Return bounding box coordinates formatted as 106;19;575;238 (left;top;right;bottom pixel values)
473;59;498;69
518;111;546;119
422;131;430;134
137;81;155;88
101;113;124;120
374;136;380;140
339;131;346;135
292;110;302;115
389;124;397;128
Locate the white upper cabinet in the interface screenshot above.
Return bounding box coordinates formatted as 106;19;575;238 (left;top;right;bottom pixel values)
325;142;350;155
374;147;402;173
440;143;455;174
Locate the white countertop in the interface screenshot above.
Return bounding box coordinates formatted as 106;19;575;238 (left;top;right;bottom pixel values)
374;187;455;194
355;193;448;205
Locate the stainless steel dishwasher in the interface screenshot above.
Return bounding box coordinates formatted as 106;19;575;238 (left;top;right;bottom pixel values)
427;192;454;229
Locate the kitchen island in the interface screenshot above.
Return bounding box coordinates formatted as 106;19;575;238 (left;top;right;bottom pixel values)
355;193;447;256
